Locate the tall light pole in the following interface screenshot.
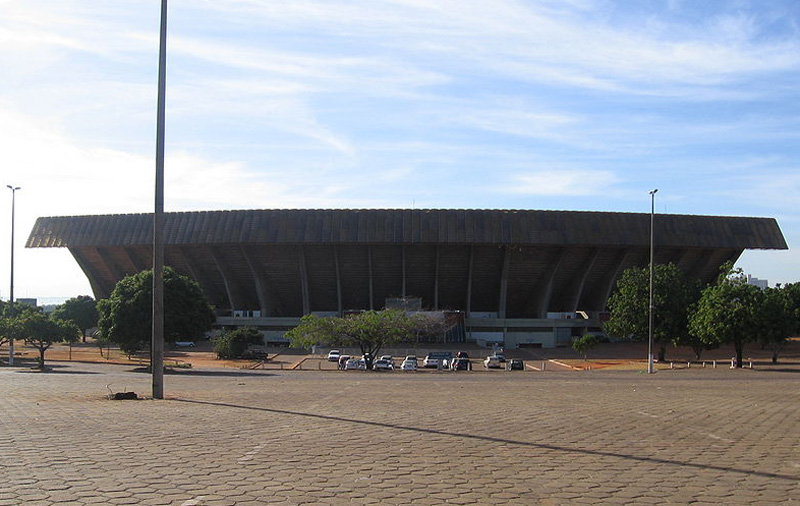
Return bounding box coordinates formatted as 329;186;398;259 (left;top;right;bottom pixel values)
6;185;20;366
647;188;658;374
152;0;168;399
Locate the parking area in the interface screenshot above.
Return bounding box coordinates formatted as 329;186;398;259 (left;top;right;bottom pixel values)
1;360;798;505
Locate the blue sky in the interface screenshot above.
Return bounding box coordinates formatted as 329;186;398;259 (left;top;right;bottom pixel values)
0;0;798;300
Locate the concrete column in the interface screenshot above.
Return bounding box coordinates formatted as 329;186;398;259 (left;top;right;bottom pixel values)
498;246;511;319
210;247;238;311
299;246;311;315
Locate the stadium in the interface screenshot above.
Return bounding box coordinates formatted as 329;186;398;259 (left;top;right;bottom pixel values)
26;209;787;348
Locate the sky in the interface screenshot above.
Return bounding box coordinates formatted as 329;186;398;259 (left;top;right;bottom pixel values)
0;0;798;302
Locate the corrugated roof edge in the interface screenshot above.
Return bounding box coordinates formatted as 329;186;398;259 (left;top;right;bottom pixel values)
26;209;788;250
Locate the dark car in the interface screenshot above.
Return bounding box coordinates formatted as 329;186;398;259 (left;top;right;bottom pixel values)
507;359;524;371
451;358;471;371
456;351;469;359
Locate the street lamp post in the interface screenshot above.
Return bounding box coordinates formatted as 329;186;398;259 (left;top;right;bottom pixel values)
648;188;658;374
152;0;168;399
6;185;20;366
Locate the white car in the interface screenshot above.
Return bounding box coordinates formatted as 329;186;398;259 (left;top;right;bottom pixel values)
423;355;439;368
483;356;503;369
373;359;394;371
327;350;341;362
379;355;394;364
344;358;366;370
400;359;417;371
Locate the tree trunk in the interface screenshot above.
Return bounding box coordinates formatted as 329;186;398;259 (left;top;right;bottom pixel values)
657;345;666;363
38;348;46;369
692;346;703;361
734;341;744;369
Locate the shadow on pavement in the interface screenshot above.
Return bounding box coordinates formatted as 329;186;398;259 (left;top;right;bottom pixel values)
7;361;103;375
129;367;277;378
173;397;797;483
17;369;103;375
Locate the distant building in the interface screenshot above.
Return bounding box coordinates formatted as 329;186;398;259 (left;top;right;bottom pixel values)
746;275;769;290
16;297;38;308
26;209;787;348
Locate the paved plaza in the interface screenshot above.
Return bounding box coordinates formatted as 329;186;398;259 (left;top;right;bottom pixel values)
0;362;798;505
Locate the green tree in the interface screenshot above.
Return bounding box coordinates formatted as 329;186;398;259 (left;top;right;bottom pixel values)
605;263;701;361
97;267;215;356
0;303;41;353
285;309;420;359
781;282;800;334
689;266;762;368
213;327;263;359
52;295;99;342
572;334;599;361
755;285;797;364
18;312;80;369
0;315;20;355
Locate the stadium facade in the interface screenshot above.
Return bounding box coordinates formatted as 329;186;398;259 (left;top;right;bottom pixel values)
27;209;787;348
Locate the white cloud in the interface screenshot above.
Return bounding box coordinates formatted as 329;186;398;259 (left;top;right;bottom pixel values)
189;0;800;95
507;170;620;196
1;0;799;297
453;102;580;143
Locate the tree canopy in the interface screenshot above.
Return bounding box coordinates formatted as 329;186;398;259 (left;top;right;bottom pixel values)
52;295;98;341
20;312;80;369
605;263;702;361
285;309;421;358
97;267;215;356
689;266;762;368
0;302;40;349
0;304;79;369
572;334;599;361
755;286;795;363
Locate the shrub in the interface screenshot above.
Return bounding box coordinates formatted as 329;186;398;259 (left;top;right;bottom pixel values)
213;327;263;359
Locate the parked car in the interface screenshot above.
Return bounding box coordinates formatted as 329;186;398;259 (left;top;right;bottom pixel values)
400;358;418;371
456;351;469;359
423;355;440;368
373;359;394;371
484;356;503;369
379;355;394;365
491;352;507;362
507;359;524;371
344;358;366;370
327;350;341;362
451;358;471;371
404;355;418;363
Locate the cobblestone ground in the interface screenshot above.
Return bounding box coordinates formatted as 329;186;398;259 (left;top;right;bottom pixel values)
0;363;798;505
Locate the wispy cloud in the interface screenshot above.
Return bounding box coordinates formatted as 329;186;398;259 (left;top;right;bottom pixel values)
507;170;620;197
1;0;799;296
191;0;800;95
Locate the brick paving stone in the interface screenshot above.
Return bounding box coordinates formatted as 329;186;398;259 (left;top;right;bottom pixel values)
1;362;799;505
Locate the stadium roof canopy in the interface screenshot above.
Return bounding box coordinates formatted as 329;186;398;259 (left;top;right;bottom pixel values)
27;209;787;319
